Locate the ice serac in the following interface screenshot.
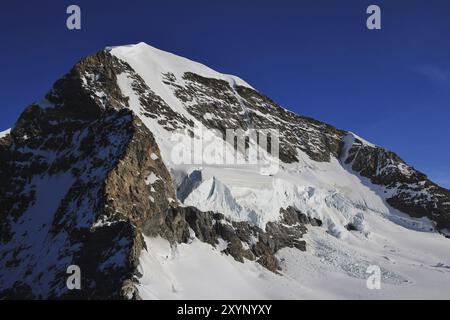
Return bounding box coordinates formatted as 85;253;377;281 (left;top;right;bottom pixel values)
0;43;449;299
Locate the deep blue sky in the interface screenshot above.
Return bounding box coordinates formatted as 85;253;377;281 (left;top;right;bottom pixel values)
0;1;449;187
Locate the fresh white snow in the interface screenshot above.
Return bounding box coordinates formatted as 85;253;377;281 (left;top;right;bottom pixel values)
150;153;159;160
137;235;309;300
138;220;450;299
110;42;253;90
145;172;160;186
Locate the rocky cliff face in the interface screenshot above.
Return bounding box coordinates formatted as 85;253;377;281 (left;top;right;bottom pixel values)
343;134;450;231
0;44;449;299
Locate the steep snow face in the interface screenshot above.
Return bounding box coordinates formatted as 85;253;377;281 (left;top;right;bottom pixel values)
109;42;261;168
110;43;253;89
110;43;253;116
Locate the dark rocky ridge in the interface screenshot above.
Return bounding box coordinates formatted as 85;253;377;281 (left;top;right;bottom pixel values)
164;71;346;163
344;136;450;231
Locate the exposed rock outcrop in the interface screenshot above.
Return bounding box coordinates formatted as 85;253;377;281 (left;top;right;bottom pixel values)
167;206;318;272
343;135;450;231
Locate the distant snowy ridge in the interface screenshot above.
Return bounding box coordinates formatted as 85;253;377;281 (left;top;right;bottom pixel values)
110;42;253;89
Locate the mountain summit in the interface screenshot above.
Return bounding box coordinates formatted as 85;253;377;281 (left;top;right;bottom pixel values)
0;42;449;299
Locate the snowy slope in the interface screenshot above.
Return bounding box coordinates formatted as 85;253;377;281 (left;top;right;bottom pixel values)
110;42;253;89
137;221;450;299
110;43;254;165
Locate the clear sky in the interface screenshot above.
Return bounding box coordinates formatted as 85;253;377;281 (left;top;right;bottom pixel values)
0;0;449;188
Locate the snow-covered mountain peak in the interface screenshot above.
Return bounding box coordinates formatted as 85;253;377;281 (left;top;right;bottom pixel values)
109;42;254;90
1;44;449;299
72;44;450;234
